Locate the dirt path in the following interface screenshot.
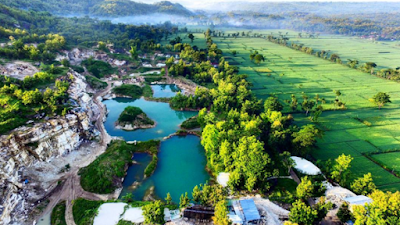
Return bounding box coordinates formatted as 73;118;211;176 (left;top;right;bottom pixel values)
37;83;113;225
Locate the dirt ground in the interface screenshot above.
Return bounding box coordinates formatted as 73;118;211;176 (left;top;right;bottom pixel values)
0;61;39;79
30;83;114;225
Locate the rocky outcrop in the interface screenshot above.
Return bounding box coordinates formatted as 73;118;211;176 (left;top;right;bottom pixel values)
56;48;95;65
56;48;127;67
0;71;101;224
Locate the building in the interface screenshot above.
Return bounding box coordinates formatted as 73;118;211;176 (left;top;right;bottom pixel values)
183;206;214;222
230;199;261;224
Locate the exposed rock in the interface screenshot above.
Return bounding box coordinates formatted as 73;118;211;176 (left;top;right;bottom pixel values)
56;48;95;65
0;70;101;224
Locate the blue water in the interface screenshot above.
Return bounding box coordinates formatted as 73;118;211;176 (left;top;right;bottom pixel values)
103;98;197;141
151;84;182;98
120;135;210;203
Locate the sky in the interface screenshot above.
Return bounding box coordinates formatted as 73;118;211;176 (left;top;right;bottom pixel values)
140;0;400;9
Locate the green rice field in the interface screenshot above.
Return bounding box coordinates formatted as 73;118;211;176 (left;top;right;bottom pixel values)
209;29;400;191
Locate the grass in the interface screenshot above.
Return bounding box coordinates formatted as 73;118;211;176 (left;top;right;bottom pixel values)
51;201;66;225
112;84;143;99
72;198;103;225
208;28;400;191
79;140;160;194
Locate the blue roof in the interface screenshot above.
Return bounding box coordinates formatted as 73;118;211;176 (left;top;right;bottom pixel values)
239;199;260;221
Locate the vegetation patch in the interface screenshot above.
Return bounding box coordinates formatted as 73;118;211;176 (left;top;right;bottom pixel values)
51;201;67;225
81;58;115;78
79;140;160;194
180;116;200;130
112;84;143;99
72;198;103;225
255;68;273;73
144;155;158;177
85;75;107;89
116;106;154;129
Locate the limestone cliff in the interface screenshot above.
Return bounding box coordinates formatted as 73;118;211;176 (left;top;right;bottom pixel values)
0;71;102;224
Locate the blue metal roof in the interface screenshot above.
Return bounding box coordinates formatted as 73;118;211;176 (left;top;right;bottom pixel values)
239;199;260;221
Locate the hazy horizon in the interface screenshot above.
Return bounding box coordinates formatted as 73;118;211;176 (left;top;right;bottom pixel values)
139;0;400;9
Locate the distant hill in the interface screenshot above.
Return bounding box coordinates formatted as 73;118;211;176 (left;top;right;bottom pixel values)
0;0;193;17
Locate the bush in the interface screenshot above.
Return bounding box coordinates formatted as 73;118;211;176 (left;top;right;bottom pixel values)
113;84;143;99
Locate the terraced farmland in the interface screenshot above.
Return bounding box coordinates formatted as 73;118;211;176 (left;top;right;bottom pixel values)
212;32;400;191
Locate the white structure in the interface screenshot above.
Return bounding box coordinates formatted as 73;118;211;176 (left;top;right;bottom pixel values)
142;63;153;68
344;195;373;211
291;156;321;175
93;203;128;225
156;63;166;67
217;172;230;187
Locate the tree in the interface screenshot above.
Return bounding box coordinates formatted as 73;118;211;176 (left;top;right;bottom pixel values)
98;41;107;52
61;59;70;67
347;59;359;69
165;192;172;205
129;46;138;60
371;92;391;109
290;94;298;112
337;202;353;223
296;176;314;200
363;62;377;74
192;185;201;204
142;200;165;225
213;200;229;225
188;33;195;43
292;125;322;155
264;96;283;112
331;154;353;186
280;151;295;174
254;54;265;65
289;200;318;225
313;197;333;222
301;99;315;116
351;173;376;195
179;192;190;208
352;190;400;225
121;193;133;203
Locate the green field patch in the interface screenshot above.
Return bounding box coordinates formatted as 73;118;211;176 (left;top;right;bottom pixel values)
378;183;400;192
372;152;400;176
349;156;400;186
312;142;361;160
347;140;380;154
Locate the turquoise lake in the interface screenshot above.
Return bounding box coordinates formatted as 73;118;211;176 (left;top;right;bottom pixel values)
120;135;210;203
151;84;181;98
103;98;197;141
103;97;209;203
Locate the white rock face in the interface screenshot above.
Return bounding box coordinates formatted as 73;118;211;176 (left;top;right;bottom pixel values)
0;70;101;224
